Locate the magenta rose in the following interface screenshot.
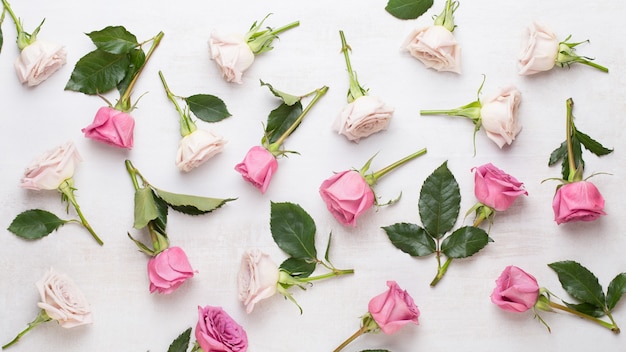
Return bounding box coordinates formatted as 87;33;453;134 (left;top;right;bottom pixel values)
234;146;278;194
82;106;135;149
147;247;194;294
473;163;527;211
491;265;539;312
368;281;420;334
552;181;606;225
195;305;248;352
319;170;375;227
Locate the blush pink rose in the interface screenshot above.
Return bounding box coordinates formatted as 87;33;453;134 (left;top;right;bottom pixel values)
14;40;67;86
238;249;279;314
234;146;278;194
368;281;420;335
402;25;461;74
473;163;527;211
208;32;255;84
319;170;375;227
518;22;559;75
20;141;82;190
491;265;539;312
333;95;394;142
36;268;92;328
480;86;522;148
552;181;606;225
147;246;194;294
176;129;227;172
82;106;135;149
195;305;248;352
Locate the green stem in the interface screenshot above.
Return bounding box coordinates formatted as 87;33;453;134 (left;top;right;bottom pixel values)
332;325;367;352
58;179;103;246
158;71;196;137
548;301;620;333
575;58;609;73
2;310;51;349
269;21;299;36
339;30;364;101
430;256;453;286
297;268;354;283
0;0;22;34
369;148;427;183
565;98;576;181
125;160;141;190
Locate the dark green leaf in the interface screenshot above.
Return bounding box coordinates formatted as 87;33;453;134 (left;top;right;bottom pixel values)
64;49;130;94
264;102;303;144
548;261;606;309
126;232;155;256
385;0;434;20
87;26;138;54
418;161;460;239
607;273;626;311
576;129;613;156
186;94;231;123
151;191;169;233
134;187;160;229
116;48;145;96
441;226;489;259
280;257;316;278
270;202;317;260
8;209;67;240
548;141;567;166
558;134;584;180
167;327;192;352
154;188;235;215
563;301;605;317
324;232;332;263
260;80;302;106
382;222;435;257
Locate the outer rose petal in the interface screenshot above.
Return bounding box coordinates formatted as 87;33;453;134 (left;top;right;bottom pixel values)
319;170;375;227
491;265;539;312
473;163;527;211
552;181;606;224
82;106;135;149
234;146;278;194
368;281;420;334
147;247;194;294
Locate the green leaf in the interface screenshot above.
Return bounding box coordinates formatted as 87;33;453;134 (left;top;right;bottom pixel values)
134;187;160;229
385;0;434;20
260;80;302;106
563;301;606;318
154;188;235;215
264;102;303;144
548;261;606;309
280;257;316;278
576;129;613;157
441;226;489;259
324;232;332;263
186;94;232;123
126;232;155;256
607;273;626;311
270;202;317;260
116;48;145;96
151;192;169;233
418;161;460;239
64;49;130;94
548;141;567;166
8;209;67;240
87;26;138;54
382;222;435;257
167;327;192;352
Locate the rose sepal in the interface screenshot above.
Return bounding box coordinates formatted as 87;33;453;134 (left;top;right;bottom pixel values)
433;0;459;32
245;14;299;54
1;0;43;49
556;35;608;73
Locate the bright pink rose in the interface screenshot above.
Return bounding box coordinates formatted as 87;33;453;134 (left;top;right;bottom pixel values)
491;265;539;312
368;281;420;334
195;305;248;352
319;170;375;227
82;106;135;149
234;146;278;194
473;163;527;211
147;247;194;294
552;181;606;225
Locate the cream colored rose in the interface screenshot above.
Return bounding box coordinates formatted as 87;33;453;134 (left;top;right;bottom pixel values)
237;249;279;313
518;22;558;75
402;25;461;74
480;86;522;148
176;129;227;172
36;268;92;328
208;32;255;84
20;141;82;190
333;95;394;142
14;40;67;86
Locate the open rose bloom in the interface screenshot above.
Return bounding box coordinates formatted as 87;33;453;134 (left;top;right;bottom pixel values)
333;95;393;142
238;249;279;313
491;265;539;312
518;22;558;75
474;163;527;211
368;281;420;334
82;106;135;149
552;181;606;224
208;32;255;84
319;170;375;227
176;129;227;172
480;86;522;148
20;141;82;191
147;247;195;294
402;26;461;74
15;40;67;86
36;268;92;328
196;305;248;352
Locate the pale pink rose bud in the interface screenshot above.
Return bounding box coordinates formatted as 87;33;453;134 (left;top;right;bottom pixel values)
333;95;394;142
195;305;248;352
480;86;522;148
14;40;67;86
234;146;278;194
368;281;420;335
82;106;135;149
237;249;279;314
147;247;194;294
473;163;527;211
208;32;255;84
176;129;227;172
402;25;461;74
491;265;539;312
36;268;92;328
319;170;375;227
518;22;559;75
20;141;82;190
552;181;606;225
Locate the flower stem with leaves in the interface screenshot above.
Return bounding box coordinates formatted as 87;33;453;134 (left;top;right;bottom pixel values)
245;15;299;54
58;179;103;246
556;35;608;73
433;0;459;32
339;30;367;102
2;310;51;349
1;0;42;49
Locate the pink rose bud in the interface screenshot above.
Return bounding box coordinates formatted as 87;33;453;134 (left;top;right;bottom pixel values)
208;32;255;84
147;247;194;294
368;281;420;335
319;170;375;227
20;141;82;190
234;146;278;194
82;106;135;149
473;163;527;211
552;181;606;225
195;305;248;352
491;265;539;312
14;40;67;86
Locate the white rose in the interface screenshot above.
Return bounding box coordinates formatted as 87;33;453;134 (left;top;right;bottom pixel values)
20;141;82;190
175;129;227;172
333;95;394;142
14;40;67;86
518;22;559;75
208;32;255;84
402;25;461;74
237;249;279;314
36;268;92;328
480;86;522;148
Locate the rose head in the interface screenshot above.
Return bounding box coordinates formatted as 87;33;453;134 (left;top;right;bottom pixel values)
238;249;279;314
480;86;522;148
552;181;606;225
473;163;527;211
368;281;420;335
208;32;255;84
36;268;92;328
319;170;375;227
196;305;248;352
147;246;194;294
176;129;227;172
234;146;278;194
20;141;82;190
333;95;394;143
14;40;67;86
518;22;559;75
491;265;539;312
402;25;461;74
82;106;135;149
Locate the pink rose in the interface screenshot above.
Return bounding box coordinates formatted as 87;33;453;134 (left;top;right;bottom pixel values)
368;281;420;334
238;249;279;314
82;106;135;149
20;141;82;190
473;163;527;211
319;170;375;227
333;95;394;142
402;25;461;74
552;181;606;225
480;86;522;148
208;32;255;84
176;129;227;172
518;22;559;75
491;265;539;312
14;40;67;86
234;146;278;194
147;247;194;294
36;268;92;328
195;305;248;352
